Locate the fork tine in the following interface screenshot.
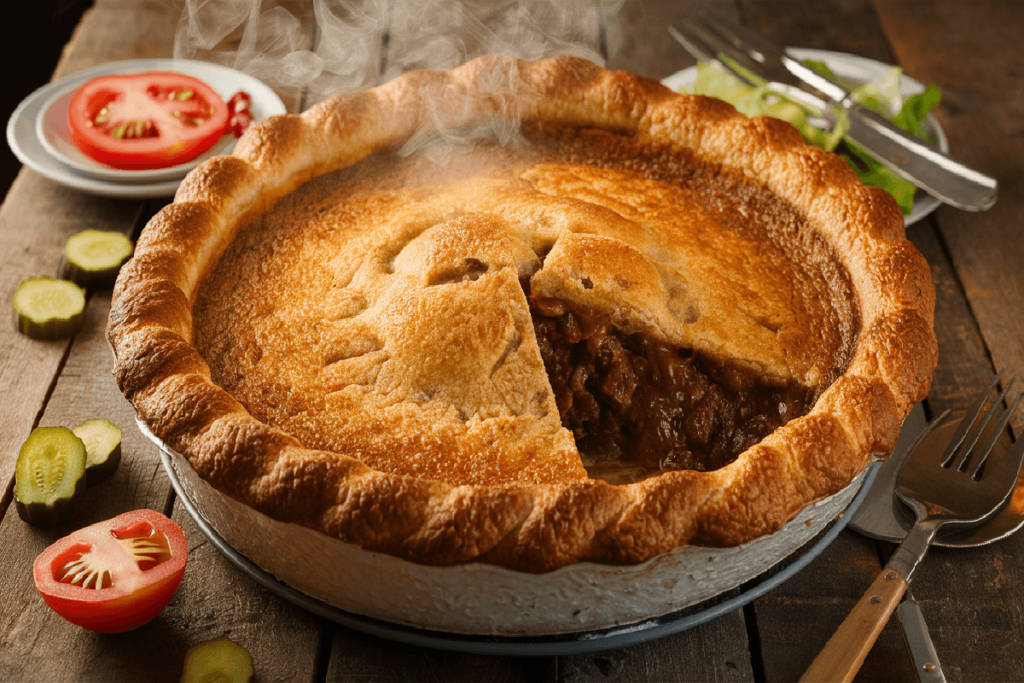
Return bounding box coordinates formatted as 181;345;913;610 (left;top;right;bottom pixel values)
696;12;786;65
951;376;1016;472
940;367;1006;467
976;407;1024;513
968;390;1023;480
667;26;716;70
668;24;759;88
682;18;765;80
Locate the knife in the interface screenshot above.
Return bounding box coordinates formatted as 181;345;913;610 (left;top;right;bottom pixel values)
780;57;997;213
849;403;947;683
897;590;946;683
671;17;998;212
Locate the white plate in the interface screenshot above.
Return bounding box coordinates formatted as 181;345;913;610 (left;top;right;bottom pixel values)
662;48;948;227
8;59;286;198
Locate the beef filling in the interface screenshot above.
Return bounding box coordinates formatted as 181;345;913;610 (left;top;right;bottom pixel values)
531;297;812;484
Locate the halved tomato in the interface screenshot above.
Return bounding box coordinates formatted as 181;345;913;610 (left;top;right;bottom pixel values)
33;509;188;633
67;72;229;170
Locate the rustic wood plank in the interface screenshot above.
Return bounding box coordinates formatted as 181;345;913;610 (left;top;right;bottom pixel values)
606;0;743;80
869;3;1024;680
49;1;306;112
0;291;173;682
0;0;91;200
0;2;326;680
164;0;314;112
51;1;185;74
898;227;1024;681
0;0;167;522
0;292;325;682
873;0;1024;438
0;0;176;524
0;175;143;518
907;223;1004;417
326;629;556;683
881;533;1024;683
740;0;894;57
560;609;755;682
164;499;323;683
751;532;917;682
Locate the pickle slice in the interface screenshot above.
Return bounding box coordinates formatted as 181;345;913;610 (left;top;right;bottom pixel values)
12;277;86;340
181;638;254;683
72;418;122;486
60;229;133;290
14;427;87;527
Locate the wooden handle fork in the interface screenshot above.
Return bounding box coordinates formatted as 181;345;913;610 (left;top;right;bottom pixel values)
799;569;908;683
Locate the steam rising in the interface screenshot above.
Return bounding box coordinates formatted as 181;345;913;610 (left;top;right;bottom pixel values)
174;0;622;102
175;1;623;163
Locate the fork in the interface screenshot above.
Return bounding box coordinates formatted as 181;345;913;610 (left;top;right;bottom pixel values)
668;15;999;212
800;370;1024;683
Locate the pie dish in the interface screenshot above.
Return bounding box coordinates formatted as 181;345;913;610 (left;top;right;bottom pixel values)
108;56;937;582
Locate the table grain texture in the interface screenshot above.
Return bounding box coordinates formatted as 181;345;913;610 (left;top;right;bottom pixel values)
1;1;1021;681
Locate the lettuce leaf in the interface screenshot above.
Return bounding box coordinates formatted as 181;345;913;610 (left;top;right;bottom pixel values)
688;63;848;150
684;60;941;216
840;142;918;215
892;84;941;142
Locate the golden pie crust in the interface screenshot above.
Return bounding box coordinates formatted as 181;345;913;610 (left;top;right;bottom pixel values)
108;56;936;572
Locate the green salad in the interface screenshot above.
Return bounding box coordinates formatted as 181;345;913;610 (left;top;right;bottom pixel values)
684;61;941;215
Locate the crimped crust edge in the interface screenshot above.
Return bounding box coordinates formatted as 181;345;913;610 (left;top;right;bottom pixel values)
108;56;937;573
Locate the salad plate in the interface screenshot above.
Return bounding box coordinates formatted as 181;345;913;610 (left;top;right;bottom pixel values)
7;59;286;197
662;48;949;227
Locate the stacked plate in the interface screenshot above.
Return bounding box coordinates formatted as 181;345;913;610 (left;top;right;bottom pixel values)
6;59;287;199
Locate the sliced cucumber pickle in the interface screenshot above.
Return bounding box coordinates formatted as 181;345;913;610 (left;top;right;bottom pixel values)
181;638;254;683
61;229;133;290
12;277;86;340
14;427;87;527
72;418;122;486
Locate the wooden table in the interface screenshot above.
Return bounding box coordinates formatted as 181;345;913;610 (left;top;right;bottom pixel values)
2;1;1021;680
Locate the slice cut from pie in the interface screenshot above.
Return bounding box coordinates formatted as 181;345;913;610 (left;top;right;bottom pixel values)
109;56;936;572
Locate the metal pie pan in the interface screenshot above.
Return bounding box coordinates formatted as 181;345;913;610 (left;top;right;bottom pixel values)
143;419;872;655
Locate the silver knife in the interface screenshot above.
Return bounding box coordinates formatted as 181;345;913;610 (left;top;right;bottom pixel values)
897;590;946;683
849;404;947;683
672;17;998;212
778;55;997;212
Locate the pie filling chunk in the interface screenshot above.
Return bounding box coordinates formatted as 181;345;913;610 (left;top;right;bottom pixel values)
531;297;813;484
194;124;856;488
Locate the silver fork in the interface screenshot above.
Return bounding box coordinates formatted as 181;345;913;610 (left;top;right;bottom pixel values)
801;370;1024;683
668;15;998;212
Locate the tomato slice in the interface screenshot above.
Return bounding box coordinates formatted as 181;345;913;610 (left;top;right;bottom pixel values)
33;509;188;633
67;72;229;170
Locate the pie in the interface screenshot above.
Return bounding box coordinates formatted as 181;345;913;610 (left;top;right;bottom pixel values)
108;56;936;574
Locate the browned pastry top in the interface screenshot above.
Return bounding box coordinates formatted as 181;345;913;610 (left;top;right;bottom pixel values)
109;55;937;571
193;128;855;487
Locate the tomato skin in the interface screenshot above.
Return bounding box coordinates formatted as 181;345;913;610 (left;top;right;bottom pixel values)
33;509;188;633
67;72;229;170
